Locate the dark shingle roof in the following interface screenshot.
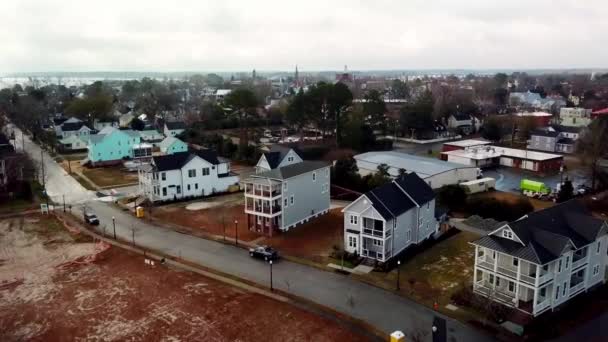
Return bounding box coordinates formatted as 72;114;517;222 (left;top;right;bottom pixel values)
165;121;186;130
366;182;416;220
553;125;582;134
153;152;192;171
451;113;471;121
557;138;575;144
530;129;559;138
394;173;436;205
194;149;220;165
263;151;282;169
473;200;607;264
254;160;329;180
62;122;87;132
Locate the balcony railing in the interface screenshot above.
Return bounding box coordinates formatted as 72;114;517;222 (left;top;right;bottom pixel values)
362;228;383;237
534;299;551;314
571;257;588;270
520;274;536;285
569;282;585;296
245;204;282;215
497;265;518;279
475;283;516;306
538;272;553;285
245;185;282;198
477;258;495;271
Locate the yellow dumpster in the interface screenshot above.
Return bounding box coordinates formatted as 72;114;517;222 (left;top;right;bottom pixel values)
136;206;145;218
390;331;405;342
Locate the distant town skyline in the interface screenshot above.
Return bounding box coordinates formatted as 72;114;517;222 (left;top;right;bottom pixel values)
2;0;608;73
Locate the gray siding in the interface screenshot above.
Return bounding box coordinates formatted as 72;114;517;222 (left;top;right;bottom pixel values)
528;135;557;152
282;166;330;229
417;199;438;243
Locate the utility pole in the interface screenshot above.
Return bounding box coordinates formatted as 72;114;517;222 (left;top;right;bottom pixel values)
396;260;401;290
269;260;274;291
112;216;116;239
40;149;48;207
63;195;66;212
234;220;239;247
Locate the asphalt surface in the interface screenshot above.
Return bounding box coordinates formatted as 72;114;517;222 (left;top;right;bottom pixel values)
15;125;492;342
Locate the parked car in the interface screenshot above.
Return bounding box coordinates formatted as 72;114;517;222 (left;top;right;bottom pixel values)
84;212;100;225
249;246;279;261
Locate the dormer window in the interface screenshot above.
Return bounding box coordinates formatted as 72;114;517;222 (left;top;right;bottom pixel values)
502;230;513;239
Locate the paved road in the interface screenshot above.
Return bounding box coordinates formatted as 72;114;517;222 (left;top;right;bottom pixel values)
17;126;492;342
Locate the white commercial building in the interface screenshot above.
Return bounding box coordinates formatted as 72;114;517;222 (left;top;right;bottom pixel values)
354;151;481;189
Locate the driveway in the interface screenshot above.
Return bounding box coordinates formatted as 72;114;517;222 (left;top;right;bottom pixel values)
18;126;492;342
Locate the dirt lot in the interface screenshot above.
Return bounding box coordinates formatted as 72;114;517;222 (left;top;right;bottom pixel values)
259;208;344;264
59;160;138;188
0;215;370;341
151;195;260;242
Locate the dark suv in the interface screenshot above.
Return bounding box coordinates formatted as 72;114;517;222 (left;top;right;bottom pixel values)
84;212;100;225
249;246;279;261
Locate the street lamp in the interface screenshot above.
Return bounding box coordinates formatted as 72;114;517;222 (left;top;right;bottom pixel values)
396;260;401;291
269;260;273;291
112;216;116;239
234;219;239;247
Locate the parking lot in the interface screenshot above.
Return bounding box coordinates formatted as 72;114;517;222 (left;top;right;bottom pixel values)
484;167;589;193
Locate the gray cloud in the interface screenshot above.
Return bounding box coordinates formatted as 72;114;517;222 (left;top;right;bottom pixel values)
1;0;607;72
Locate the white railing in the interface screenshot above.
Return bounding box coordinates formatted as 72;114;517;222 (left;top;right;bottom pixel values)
534;299;551;314
569;282;585;296
497;265;518;279
475;284;517;305
571;257;587;270
537;272;553;285
478;259;495;270
520;274;536;285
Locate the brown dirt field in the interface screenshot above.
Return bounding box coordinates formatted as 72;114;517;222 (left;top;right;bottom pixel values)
152;201;260;242
259;209;344;264
82;166;139;187
0;216;370;342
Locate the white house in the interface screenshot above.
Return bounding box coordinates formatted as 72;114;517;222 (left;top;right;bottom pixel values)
56;117;92;140
164;121;186;137
342;173;439;263
255;145;303;173
471;200;607;317
160;136;188;155
138;150;239;202
93;119;119;131
59;135;88;152
447;113;474;134
560;107;592;127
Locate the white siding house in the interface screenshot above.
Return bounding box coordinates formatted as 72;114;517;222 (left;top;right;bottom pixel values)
255;145;303;173
139;150;239;202
342;173;439;263
471;200;607;317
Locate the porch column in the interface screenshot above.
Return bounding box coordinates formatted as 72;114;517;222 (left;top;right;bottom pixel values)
515;259;521;306
493;252;499;289
532;288;539;315
473;248;479;285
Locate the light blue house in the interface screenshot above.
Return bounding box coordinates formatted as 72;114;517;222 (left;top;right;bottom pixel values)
87;127;141;166
160;136;188;155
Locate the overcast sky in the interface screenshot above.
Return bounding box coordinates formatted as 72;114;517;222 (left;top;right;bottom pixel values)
2;0;607;72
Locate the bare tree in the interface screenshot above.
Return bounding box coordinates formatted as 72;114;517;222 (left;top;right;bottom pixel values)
577;116;608;190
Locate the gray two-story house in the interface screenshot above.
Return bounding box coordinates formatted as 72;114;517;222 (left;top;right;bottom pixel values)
243;161;331;236
528;126;582;154
471;200;607;317
342;173;439;263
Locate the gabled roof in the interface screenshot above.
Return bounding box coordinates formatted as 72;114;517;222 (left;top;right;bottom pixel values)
362;173;435;221
153;152;192;171
61;121;89;132
165;121;186;130
367;182;416;220
160;136;182;150
262;145;302;169
253;160;329;180
473;200;606;264
552;125;582;134
450;113;471;121
530;129;559;138
394;172;436;205
194;149;220;165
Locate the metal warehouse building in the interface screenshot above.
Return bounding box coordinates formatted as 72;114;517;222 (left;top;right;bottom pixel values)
441;144;563;173
353;151;481;189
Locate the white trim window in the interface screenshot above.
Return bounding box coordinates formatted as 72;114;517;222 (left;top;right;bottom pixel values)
373;239;383;247
508;281;515;293
290;195;294;205
312;172;316;182
188;169;196;178
502;229;513;239
593;264;600;275
348;236;357;249
350;215;358;225
283;182;288;191
284;198;288;207
597;241;601;254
